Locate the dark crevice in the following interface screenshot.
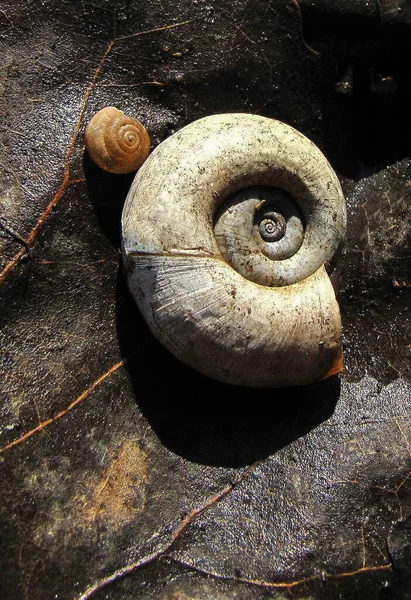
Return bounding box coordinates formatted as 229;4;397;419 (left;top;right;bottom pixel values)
300;7;411;178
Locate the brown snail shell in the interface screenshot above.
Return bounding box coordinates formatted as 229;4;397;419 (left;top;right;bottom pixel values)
84;107;150;174
121;113;346;388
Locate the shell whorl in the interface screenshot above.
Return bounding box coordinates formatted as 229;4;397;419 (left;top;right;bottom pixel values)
121;113;346;387
214;186;306;287
85;107;150;174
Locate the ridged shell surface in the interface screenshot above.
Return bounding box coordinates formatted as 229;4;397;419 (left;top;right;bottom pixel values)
121;113;346;387
85;107;150;174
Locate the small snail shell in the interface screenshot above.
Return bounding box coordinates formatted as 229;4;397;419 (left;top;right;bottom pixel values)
121;114;346;387
84;107;150;174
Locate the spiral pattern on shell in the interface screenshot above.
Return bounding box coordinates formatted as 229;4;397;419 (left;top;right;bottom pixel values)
85;107;150;174
214;186;306;287
121;113;346;387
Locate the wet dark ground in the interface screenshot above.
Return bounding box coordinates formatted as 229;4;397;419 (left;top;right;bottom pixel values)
1;1;411;599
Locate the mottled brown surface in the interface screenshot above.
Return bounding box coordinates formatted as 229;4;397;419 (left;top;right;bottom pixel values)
1;1;411;599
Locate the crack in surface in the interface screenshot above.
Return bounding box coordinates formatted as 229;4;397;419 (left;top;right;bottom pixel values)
76;462;262;600
0;19;193;284
395;417;411;460
0;218;29;249
0;39;114;282
331;467;411;524
126;249;223;259
0;360;124;454
75;448;395;599
166;556;393;591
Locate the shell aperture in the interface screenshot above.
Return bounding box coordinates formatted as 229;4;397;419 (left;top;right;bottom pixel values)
121;113;346;387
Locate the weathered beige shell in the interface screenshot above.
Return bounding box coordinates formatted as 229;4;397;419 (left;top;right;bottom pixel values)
121;113;346;387
84;107;150;174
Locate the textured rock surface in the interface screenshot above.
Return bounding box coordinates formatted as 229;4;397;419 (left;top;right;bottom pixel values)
1;1;410;599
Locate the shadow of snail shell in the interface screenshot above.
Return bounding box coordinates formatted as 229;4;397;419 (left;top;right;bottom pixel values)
121;113;346;387
84;107;150;174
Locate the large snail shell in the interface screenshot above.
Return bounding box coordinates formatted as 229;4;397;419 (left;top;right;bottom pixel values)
84;107;150;174
121;113;346;387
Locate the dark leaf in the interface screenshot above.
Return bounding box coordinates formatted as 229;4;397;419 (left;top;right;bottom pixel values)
1;1;410;599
